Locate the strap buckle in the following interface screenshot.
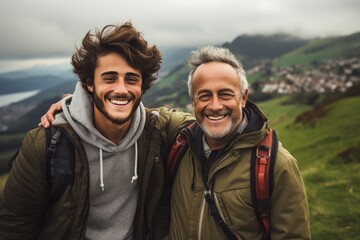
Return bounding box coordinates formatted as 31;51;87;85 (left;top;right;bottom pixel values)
256;145;271;159
204;189;212;200
47;145;56;157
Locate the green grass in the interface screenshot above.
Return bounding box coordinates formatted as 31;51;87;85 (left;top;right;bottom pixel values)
259;96;360;239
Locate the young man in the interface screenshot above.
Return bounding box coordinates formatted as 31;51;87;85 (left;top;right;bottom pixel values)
0;22;193;240
166;46;311;239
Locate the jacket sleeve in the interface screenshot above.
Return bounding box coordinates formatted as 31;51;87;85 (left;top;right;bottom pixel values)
151;109;194;240
162;108;195;146
0;128;48;239
270;142;311;240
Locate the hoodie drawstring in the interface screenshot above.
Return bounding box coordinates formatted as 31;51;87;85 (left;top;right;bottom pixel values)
99;148;105;191
131;141;138;183
99;141;138;191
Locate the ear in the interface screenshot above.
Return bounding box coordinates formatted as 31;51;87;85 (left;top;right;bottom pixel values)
241;89;249;108
87;84;94;93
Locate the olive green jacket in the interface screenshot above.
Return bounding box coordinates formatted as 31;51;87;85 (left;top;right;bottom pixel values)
168;102;311;240
0;107;193;240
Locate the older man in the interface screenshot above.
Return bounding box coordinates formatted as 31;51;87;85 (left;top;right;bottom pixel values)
167;46;311;239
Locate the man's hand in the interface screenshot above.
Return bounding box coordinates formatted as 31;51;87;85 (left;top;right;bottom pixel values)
38;94;70;128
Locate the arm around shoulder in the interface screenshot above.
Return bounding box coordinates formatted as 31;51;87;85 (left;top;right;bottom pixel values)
161;108;195;143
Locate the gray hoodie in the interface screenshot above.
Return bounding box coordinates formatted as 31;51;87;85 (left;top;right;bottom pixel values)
53;82;146;240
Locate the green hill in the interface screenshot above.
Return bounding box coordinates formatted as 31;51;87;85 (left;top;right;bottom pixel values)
275;32;360;66
142;64;191;110
258;95;360;239
223;33;309;68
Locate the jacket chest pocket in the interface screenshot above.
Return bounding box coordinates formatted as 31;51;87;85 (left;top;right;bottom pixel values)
214;188;259;231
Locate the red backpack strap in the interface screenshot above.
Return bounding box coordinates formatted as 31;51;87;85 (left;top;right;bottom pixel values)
166;122;195;187
251;128;278;240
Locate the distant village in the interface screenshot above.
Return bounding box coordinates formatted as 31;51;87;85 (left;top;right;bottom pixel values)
249;57;360;94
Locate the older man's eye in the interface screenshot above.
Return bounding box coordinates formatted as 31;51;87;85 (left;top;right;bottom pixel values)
197;94;211;101
219;92;235;100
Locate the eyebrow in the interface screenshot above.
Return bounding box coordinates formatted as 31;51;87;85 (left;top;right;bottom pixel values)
100;71;141;78
101;71;118;77
197;88;235;94
126;72;141;78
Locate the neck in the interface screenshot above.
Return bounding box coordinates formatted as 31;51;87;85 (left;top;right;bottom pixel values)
96;120;131;144
93;111;132;145
205;135;231;150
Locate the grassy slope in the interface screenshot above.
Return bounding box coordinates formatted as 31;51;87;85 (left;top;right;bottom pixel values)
258;96;360;240
274;33;360;66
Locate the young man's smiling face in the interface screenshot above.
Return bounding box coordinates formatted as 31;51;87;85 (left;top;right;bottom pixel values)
88;52;142;128
191;61;248;149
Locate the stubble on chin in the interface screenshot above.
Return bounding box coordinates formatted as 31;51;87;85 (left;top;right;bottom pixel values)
93;92;141;125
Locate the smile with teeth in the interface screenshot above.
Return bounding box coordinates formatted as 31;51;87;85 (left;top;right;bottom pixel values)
109;99;130;105
206;115;226;121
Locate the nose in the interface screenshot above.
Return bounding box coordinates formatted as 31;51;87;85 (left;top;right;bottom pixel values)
113;79;128;94
207;95;223;110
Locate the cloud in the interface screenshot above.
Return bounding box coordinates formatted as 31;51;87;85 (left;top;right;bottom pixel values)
0;0;359;65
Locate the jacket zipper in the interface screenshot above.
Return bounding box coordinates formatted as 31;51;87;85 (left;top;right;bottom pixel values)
208;152;230;180
197;153;230;239
198;196;206;240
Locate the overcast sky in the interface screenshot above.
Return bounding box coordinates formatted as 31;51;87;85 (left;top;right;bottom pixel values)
0;0;359;72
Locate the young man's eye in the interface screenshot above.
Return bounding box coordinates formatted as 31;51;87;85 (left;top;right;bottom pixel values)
127;78;138;83
104;76;116;81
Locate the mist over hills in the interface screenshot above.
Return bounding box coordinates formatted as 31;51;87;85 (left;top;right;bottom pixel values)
223;33;309;68
0;75;74;95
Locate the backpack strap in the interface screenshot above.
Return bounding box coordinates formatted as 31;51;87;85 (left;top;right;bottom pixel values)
166;122;195;187
8;126;76;203
201;169;237;240
251;129;278;240
46;126;75;202
166;122;236;240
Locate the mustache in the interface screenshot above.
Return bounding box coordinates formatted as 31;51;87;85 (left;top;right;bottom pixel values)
106;92;134;100
203;109;231;116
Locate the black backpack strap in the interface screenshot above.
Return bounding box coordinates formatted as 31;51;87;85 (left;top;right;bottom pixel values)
46;126;75;202
7;126;75;203
201;172;237;240
250;129;278;240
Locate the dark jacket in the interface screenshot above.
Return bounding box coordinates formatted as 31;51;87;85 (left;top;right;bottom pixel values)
0;107;194;240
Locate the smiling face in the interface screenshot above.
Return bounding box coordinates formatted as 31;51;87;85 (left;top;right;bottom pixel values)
88;52;142;129
192;61;248;149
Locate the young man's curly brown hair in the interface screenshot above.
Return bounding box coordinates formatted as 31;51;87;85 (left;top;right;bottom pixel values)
71;22;162;94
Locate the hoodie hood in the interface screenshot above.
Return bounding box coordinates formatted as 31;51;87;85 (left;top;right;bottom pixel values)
53;82;146;153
